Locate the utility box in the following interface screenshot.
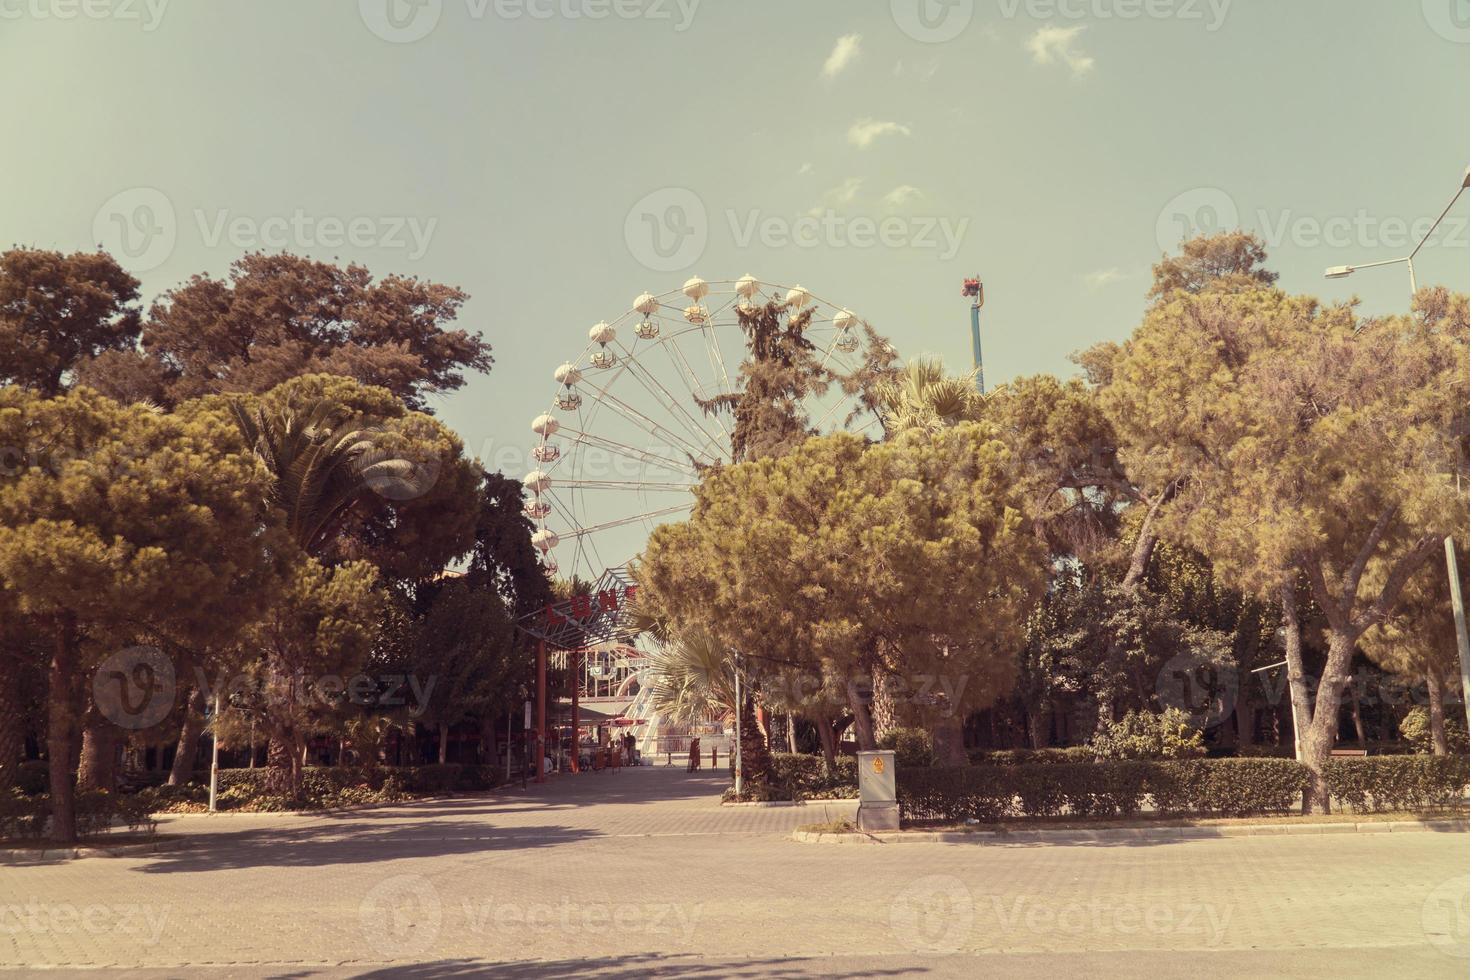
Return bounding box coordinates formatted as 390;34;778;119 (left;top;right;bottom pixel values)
856;750;899;831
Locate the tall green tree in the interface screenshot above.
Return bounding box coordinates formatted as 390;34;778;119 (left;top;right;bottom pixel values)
0;248;141;397
1106;280;1470;809
77;252;492;412
0;388;270;840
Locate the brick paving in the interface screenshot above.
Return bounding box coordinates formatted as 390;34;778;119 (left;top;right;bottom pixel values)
2;766;1469;977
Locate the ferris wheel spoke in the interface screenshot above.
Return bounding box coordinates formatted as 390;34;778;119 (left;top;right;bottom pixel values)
554;479;697;492
577;370;720;466
562;504;694;538
660;332;734;444
557;426;702;478
616;339;730;454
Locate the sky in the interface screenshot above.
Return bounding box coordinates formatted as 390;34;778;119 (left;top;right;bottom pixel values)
3;0;1469;569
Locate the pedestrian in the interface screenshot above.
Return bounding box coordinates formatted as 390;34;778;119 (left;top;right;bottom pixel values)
687;736;700;772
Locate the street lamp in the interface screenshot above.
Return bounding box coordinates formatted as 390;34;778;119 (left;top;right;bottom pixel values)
1324;165;1470;299
1326;164;1470;738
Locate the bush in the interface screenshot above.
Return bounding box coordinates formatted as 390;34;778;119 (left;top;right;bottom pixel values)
764;753;858;801
878;728;935;769
1325;756;1470;813
1091;709;1206;762
897;758;1312;824
967;747;1094;766
1398;708;1470;755
16;760;48;796
0;788;47;839
1147;759;1308;818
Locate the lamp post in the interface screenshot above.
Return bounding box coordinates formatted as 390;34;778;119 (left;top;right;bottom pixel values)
1325;164;1470;737
1324;165;1470;300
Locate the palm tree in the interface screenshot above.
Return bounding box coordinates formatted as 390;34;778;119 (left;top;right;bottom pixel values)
229;395;410;795
644;627;736;726
873;356;984;437
229;397;414;554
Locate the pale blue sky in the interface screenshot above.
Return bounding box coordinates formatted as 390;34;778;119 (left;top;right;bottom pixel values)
3;0;1469;566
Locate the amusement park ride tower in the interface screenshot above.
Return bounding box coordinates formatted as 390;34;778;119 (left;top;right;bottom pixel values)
963;276;986;394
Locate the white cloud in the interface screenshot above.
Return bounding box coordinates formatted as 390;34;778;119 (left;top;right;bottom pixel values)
828;177;865;206
822;33;862;80
1084;268;1125;289
848;119;912;149
798;162;814;176
1028;26;1095;77
808;177;865;217
883;185;924;209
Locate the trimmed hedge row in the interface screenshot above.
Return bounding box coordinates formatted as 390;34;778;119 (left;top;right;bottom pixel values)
1;788;159;840
1324;756;1470;813
898;757;1470;823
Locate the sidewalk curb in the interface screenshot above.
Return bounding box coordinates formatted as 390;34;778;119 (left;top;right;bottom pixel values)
792;819;1470;846
0;836;191;864
724;799;859;808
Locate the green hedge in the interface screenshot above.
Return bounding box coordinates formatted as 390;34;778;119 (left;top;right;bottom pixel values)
1324;756;1470;813
966;747;1095;766
1;788;159;840
898;758;1381;823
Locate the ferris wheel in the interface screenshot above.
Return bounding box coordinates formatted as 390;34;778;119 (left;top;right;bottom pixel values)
523;276;891;581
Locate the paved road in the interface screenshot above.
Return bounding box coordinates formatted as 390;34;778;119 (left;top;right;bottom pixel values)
3;767;1469;977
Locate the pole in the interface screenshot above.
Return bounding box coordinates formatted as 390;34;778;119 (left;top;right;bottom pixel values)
969;297;986;395
208;691;221;813
570;649;581;773
734;653;743;796
504;706;512;782
1444;537;1470;735
535;639;547;784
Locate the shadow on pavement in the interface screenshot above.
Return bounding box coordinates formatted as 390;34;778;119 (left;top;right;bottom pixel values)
134;819;598;874
323;954;928;979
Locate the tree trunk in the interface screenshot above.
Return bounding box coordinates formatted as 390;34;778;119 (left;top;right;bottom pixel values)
0;665;23;794
1234;692;1254;748
846;684;877;750
738;696;774;785
1301;629;1359;814
1123;487;1173;594
930;715;968;766
786;715;798;754
266;729;303;799
816;716;838;770
1026;704;1048;750
168;688;207;786
46;624;80;843
869;668;897;742
438;723;449;764
1350;683;1367;749
77;718;121;792
1426;668;1451;757
480;715;498;766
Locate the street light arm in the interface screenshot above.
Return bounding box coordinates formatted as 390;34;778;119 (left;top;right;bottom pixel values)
1324;256;1411;279
1410;184;1468;262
